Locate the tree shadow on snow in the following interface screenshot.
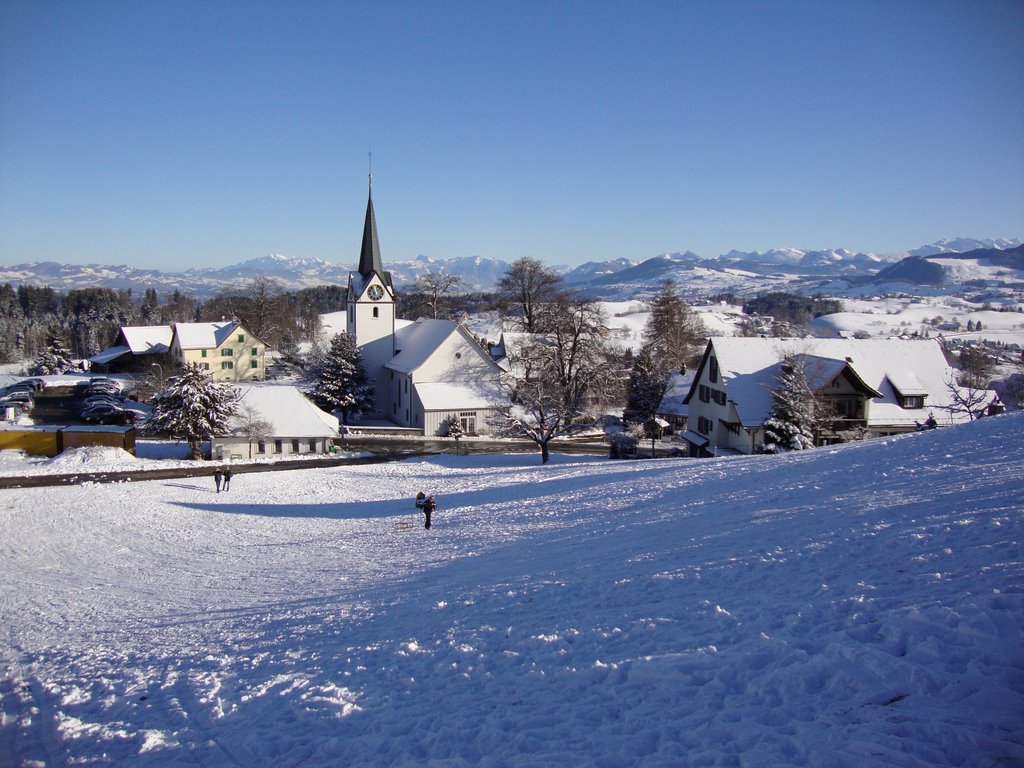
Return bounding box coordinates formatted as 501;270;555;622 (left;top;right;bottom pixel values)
167;499;415;521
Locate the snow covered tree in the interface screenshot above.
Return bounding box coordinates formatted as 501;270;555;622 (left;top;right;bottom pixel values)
27;334;75;375
497;257;563;333
445;413;465;454
493;295;615;463
622;347;667;426
306;332;374;424
760;355;816;453
230;402;274;459
146;363;239;459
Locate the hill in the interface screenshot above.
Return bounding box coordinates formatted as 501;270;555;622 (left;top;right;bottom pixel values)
2;414;1022;765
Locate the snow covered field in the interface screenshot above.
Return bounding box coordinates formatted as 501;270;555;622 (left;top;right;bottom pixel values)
2;413;1022;766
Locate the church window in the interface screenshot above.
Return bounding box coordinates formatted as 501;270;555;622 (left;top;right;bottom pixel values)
373;307;379;318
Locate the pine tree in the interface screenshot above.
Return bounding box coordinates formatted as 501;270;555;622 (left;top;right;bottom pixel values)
445;413;465;440
623;348;667;426
146;363;239;459
28;334;75;375
760;355;816;453
307;332;374;424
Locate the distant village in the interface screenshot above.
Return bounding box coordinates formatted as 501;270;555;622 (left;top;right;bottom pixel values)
1;188;1020;465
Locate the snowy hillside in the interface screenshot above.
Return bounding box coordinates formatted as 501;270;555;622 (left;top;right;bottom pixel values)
2;414;1022;766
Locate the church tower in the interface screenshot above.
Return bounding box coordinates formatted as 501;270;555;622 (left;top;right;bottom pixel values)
346;176;396;411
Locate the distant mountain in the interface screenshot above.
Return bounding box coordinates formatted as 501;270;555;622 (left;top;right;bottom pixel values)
868;244;1024;289
1;238;1020;300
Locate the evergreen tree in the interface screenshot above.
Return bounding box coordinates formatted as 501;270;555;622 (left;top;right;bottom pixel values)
445;413;465;440
28;334;75;375
760;355;816;453
307;332;374;424
622;347;667;426
642;279;706;377
146;363;239;459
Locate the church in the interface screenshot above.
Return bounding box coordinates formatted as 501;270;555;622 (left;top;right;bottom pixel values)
344;181;508;436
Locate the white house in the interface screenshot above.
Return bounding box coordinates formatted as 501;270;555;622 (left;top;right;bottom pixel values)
682;337;996;457
210;383;338;461
343;180;509;435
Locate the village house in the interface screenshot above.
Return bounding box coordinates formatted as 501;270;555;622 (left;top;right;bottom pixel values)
681;337;995;457
169;321;267;383
343;180;509;435
92;321;268;383
210;383;338;461
88;325;174;375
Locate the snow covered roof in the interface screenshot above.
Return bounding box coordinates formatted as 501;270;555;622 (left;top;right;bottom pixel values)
657;369;697;417
387;319;480;375
226;384;338;438
173;321;242;350
121;325;173;354
415;381;508;411
88;346;132;365
700;338;984;428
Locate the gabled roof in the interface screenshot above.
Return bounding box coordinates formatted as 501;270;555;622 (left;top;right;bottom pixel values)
688;337;983;428
120;325;173;354
173;321;243;350
386;319;497;376
227;384;338;438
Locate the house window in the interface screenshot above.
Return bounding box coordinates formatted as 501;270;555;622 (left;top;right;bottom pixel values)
222;349;233;356
373;307;379;318
459;411;477;435
697;416;713;435
250;360;258;369
222;361;233;370
274;440;282;454
201;363;210;370
238;334;245;342
201;350;207;358
699;385;710;403
900;395;925;409
291;439;300;453
308;439;317;452
257;441;266;454
712;389;727;406
251;347;258;355
709;357;719;383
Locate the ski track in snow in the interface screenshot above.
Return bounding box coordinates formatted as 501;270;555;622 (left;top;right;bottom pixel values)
1;417;1023;766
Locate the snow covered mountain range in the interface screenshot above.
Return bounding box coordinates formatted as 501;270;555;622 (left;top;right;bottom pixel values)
0;238;1020;300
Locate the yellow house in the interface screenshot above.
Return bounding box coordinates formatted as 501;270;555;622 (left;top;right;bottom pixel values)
169;321;267;382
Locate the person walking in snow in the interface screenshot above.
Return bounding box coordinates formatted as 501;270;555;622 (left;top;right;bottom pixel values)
423;495;436;530
223;467;232;491
214;467;223;493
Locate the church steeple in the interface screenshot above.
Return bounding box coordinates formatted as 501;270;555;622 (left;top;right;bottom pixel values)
358;176;385;280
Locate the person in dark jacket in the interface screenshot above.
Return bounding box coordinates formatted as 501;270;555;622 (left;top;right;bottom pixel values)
423;495;436;530
214;467;223;493
223;467;232;491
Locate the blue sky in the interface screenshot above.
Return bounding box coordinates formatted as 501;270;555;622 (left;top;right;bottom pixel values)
1;0;1021;270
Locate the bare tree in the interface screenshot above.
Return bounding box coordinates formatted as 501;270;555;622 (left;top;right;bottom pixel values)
492;295;614;463
497;257;562;333
414;270;463;319
941;372;991;421
231;402;274;459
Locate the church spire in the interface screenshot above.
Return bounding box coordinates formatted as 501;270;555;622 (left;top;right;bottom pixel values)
358;180;384;279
